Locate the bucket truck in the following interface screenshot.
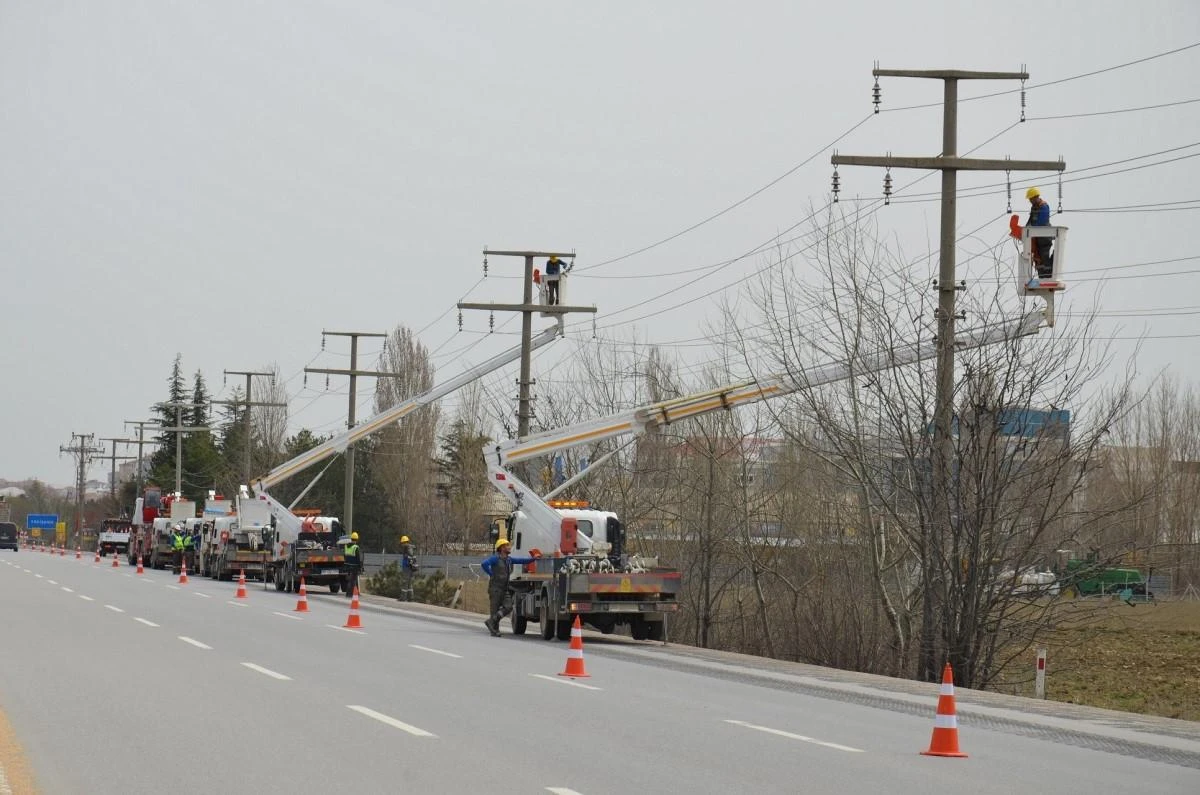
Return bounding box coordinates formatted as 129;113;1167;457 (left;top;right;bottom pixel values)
488;311;1047;641
247;323;565;587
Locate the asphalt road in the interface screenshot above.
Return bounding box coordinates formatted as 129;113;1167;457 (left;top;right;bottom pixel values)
2;549;1198;794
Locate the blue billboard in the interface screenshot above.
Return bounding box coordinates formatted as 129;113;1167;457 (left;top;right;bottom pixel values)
26;514;58;530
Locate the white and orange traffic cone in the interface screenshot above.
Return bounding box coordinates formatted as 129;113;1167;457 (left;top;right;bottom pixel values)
136;555;144;575
75;546;81;560
921;662;967;758
112;552;119;568
94;549;100;564
558;616;590;678
235;570;248;599
344;586;363;629
294;576;309;613
178;560;189;585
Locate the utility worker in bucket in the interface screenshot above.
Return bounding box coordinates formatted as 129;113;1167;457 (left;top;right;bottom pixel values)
1026;187;1054;278
544;256;562;306
481;538;536;637
344;532;362;597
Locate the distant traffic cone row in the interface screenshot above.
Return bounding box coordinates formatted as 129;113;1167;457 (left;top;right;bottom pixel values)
921;662;967;758
178;560;189;585
235;570;248;599
294;577;309;612
344;587;363;629
558;616;590;678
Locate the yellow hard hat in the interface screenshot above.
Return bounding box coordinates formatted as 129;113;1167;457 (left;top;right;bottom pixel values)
1025;187;1040;200
350;532;359;541
495;538;511;550
400;535;410;543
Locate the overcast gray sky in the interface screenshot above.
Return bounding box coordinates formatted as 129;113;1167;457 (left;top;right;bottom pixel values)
3;1;1199;487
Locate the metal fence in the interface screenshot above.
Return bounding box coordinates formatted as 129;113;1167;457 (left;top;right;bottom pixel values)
362;552;482;580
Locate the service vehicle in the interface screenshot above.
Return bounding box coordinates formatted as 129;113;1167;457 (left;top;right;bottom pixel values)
97;518;133;558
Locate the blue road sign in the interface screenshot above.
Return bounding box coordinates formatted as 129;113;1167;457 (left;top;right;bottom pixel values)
27;514;58;530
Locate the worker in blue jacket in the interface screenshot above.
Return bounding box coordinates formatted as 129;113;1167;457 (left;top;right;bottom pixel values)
482;538;535;637
1026;187;1054;278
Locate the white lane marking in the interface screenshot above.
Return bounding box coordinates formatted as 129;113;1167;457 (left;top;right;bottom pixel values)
723;720;864;753
546;789;586;795
47;579;58;585
79;595;94;602
226;600;248;608
140;578;154;583
273;611;303;621
105;605;125;613
193;592;211;598
529;674;601;691
135;618;159;627
241;662;291;681
409;644;462;659
61;586;74;593
34;574;43;579
123;573;133;578
178;636;212;650
346;705;435;737
166;585;180;590
326;624;366;635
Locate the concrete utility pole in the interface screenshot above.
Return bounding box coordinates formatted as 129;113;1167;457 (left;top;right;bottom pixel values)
215;370;286;488
305;331;407;535
833;66;1065;682
59;432;103;543
154;403;211;495
459;249;596;445
97;437;138;504
123;420;161;498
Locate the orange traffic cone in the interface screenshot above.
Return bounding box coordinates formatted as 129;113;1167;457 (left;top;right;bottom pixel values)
178;560;189;585
59;546;65;557
294;576;309;612
112;552;119;568
235;570;248;599
75;546;81;560
136;555;144;575
921;663;967;758
94;549;100;564
343;586;363;629
558;616;590;678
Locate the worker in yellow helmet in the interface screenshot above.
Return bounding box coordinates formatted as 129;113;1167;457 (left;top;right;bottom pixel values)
1026;187;1054;278
481;538;536;637
344;531;361;597
398;534;417;602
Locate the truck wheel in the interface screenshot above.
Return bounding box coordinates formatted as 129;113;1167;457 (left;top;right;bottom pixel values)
329;581;341;594
286;572;295;593
539;598;556;641
630;618;650;640
645;621;664;641
273;568;284;592
556;618;573;641
512;614;528;635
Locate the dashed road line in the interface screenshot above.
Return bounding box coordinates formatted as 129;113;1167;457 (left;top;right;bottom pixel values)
178;637;212;650
273;611;303;621
409;644;462;659
723;719;864;752
529;674;601;691
226;600;248;608
546;789;586;795
241;662;291;681
166;585;180;590
346;705;435;737
326;624;366;635
104;605;125;613
47;579;57;585
33;574;42;579
193;592;211;598
79;595;94;602
134;618;159;627
61;586;73;593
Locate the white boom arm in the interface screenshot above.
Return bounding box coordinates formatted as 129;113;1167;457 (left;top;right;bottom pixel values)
486;311;1045;553
252;323;563;539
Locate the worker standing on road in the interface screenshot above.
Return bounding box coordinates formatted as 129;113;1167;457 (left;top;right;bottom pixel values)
398;534;417;602
172;525;185;571
344;532;362;597
481;539;536;637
